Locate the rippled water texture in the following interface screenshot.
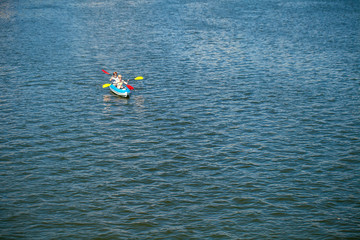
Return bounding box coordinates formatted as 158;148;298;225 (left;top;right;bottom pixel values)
1;0;359;239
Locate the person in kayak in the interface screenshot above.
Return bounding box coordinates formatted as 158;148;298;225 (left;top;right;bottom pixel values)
110;72;119;84
116;74;129;89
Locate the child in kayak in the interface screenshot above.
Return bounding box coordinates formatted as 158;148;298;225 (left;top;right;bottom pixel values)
116;74;129;89
110;72;119;84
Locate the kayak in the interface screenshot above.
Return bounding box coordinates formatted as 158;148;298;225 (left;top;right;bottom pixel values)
109;84;132;98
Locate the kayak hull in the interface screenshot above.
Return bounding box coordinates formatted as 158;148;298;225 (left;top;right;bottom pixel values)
109;84;131;98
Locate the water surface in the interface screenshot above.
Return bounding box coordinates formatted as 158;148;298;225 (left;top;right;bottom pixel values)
1;0;359;239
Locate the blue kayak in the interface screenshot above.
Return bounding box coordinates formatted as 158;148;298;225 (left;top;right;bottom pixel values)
109;84;131;98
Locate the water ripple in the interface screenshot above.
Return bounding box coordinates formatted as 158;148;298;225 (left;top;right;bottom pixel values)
1;0;360;239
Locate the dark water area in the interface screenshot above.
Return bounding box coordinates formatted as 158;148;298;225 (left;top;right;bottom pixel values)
1;0;359;239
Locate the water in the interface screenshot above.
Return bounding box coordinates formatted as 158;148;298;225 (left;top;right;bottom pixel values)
1;0;359;239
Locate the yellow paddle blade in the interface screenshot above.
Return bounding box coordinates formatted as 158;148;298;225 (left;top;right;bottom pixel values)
134;76;143;80
102;83;111;88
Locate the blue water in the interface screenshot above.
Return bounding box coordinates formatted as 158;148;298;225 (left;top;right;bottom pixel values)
1;0;360;239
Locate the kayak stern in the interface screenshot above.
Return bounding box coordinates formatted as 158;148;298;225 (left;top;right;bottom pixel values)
109;84;131;98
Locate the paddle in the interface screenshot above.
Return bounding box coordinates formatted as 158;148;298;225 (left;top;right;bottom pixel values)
102;69;111;75
126;76;142;90
101;69;141;90
102;79;140;89
102;82;134;89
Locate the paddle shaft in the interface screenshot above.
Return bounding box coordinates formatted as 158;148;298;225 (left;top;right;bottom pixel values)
101;70;142;90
